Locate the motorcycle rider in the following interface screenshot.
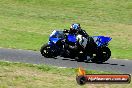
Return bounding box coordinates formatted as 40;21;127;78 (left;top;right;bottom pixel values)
63;23;97;61
63;23;89;50
63;23;90;61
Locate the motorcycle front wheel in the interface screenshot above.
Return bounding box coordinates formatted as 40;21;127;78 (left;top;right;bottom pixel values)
40;44;57;58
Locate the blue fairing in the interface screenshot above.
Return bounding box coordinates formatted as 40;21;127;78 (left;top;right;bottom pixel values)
67;34;76;43
92;36;112;47
49;38;61;44
48;30;65;46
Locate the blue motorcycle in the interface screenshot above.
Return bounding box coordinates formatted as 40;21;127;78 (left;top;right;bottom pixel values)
40;30;112;63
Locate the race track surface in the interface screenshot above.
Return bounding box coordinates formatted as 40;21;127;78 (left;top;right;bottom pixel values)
0;48;132;74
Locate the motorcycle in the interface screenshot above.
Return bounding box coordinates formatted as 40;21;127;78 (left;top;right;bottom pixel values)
40;30;112;63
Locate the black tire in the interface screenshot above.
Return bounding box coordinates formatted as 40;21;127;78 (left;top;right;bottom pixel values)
91;47;111;63
40;44;56;58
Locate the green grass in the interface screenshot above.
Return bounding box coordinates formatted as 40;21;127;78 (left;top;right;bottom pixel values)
0;0;132;59
0;61;132;88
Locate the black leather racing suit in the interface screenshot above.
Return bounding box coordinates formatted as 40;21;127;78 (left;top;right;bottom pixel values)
64;29;89;38
63;29;89;51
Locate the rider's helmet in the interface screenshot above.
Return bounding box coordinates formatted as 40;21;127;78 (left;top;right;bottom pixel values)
70;23;81;34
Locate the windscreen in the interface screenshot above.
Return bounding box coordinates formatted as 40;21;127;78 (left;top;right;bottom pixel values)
50;30;65;38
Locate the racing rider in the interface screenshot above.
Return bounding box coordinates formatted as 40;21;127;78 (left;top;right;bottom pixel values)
63;23;89;50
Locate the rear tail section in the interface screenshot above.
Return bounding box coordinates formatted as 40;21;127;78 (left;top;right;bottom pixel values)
92;36;112;47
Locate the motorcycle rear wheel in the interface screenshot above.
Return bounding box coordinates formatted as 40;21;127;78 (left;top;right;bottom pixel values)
91;47;111;63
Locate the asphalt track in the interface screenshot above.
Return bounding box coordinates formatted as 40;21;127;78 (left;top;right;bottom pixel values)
0;48;132;74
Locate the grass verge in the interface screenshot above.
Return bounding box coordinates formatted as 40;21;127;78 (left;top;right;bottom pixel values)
0;61;131;88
